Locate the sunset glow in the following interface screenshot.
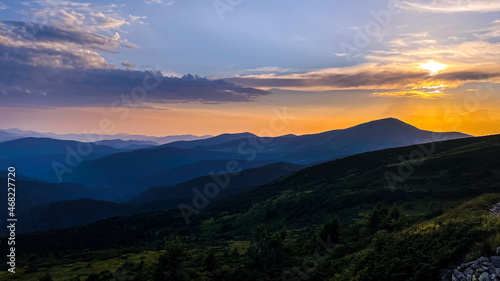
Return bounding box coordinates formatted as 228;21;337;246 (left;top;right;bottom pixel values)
3;2;500;278
419;61;448;75
0;1;498;137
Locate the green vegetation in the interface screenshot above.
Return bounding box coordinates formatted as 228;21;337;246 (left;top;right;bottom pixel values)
1;134;500;280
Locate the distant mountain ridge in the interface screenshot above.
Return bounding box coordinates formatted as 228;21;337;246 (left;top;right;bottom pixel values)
15;162;305;232
0;137;126;182
0;175;106;219
93;139;158;150
0;128;212;145
162;118;471;164
0;118;472;200
130;162;305;204
134;159;274;188
164;132;257;149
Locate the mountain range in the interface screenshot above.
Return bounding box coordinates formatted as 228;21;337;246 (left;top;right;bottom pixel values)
60;118;471;197
0;128;212;144
3;132;498;281
0;118;471;200
15;162;305;232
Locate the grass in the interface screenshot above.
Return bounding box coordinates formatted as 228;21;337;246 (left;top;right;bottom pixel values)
0;250;163;281
2;134;500;280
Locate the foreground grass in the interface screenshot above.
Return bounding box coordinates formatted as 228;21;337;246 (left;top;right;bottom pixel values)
0;250;163;281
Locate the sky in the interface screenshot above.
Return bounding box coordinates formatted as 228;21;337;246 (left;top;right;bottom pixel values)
1;0;500;136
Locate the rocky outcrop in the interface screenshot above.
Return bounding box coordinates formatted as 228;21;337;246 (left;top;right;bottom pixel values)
491;203;500;216
441;256;500;281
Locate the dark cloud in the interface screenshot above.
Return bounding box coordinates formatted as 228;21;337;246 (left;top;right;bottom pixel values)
1;21;136;52
0;19;269;106
435;71;500;81
0;44;107;69
0;58;270;107
224;69;430;90
224;67;500;91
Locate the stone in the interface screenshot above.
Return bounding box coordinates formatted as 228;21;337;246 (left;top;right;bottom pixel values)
442;270;453;281
441;256;500;280
456;271;467;280
492;266;500;276
491;256;500;268
479;257;491;263
479;272;491;281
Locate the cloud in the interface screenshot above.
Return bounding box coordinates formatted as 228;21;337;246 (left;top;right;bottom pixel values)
434;69;500;82
234;66;300;76
121;61;135;70
0;2;8;10
245;66;298;73
88;12;129;31
0;2;268;107
403;0;500;13
224;64;433;91
0;21;137;70
222;60;500;94
0;43;109;69
371;90;450;99
367;39;500;69
145;0;175;6
129;15;147;25
1;21;136;52
475;21;500;40
386;32;438;48
0;59;271;107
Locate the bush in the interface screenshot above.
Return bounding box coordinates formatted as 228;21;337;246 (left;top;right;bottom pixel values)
151;238;190;281
247;224;288;270
39;273;53;281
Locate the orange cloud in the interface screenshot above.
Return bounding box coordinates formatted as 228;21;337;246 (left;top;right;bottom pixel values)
223;62;500;92
371;90;450;99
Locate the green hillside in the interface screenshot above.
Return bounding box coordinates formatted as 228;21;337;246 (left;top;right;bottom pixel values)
2;134;500;281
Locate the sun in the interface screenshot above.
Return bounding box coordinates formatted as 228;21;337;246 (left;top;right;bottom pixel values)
419;60;448;75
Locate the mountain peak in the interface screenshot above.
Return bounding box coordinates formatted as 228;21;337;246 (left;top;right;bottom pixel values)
347;117;416;131
366;117;409;125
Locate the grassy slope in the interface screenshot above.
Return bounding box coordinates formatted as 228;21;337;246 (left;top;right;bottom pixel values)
207;134;500;233
1;134;499;280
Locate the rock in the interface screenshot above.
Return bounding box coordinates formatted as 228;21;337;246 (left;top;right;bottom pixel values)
492;256;500;268
455;270;467;280
479;272;491;281
478;257;491;264
441;255;500;280
491;202;500;215
496;247;500;255
442;270;453;281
